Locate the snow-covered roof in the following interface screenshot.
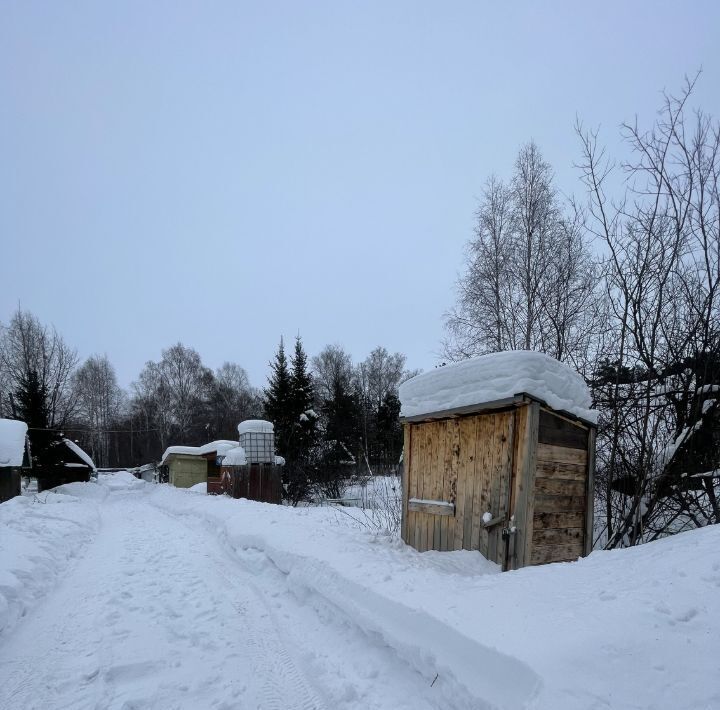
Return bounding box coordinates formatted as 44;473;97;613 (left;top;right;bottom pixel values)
222;446;247;467
198;440;238;456
63;439;96;470
0;419;28;467
399;351;597;424
238;420;274;435
160;445;201;465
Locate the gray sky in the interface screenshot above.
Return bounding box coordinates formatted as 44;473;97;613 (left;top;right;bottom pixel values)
2;1;719;390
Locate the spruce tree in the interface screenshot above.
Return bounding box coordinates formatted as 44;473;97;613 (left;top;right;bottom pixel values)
11;369;63;469
290;335;317;463
322;376;362;468
263;338;293;457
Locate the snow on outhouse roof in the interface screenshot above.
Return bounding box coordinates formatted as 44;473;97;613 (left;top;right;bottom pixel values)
238;420;274;435
222;446;247;466
399;351;597;424
0;418;28;467
198;440;238;456
63;439;96;470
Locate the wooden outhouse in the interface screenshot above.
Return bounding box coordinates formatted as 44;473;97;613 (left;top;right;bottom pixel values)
399;352;596;570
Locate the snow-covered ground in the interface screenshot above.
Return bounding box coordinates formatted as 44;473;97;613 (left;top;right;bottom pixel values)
1;473;719;709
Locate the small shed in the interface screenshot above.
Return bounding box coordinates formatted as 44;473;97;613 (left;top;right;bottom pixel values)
220;420;283;504
398;352;597;570
0;419;29;503
36;439;96;492
160;446;207;489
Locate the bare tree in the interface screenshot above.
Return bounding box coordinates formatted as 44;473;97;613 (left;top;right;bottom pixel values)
311;344;354;403
0;308;79;427
445;142;599;365
209;362;262;439
73;354;124;467
578;73;720;547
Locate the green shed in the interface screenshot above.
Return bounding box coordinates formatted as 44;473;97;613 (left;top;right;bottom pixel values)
160;447;208;489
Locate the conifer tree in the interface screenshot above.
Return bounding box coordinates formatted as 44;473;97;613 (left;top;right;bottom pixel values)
263;338;294;457
11;369;63;469
290;335;317;463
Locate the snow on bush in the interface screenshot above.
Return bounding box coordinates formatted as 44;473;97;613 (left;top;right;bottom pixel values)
400;350;597;423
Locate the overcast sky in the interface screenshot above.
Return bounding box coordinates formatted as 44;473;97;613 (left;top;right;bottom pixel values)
2;1;719;390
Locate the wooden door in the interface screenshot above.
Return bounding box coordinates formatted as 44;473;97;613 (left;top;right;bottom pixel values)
403;411;515;565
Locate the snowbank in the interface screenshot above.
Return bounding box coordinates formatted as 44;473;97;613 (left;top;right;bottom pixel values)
147;486;720;709
188;482;207;493
3;476;718;709
238;420;273;435
98;470;146;491
399;351;597;423
0;490;100;635
0;419;27;467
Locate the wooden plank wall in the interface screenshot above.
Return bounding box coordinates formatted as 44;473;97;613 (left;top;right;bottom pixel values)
531;409;589;564
403;411;514;564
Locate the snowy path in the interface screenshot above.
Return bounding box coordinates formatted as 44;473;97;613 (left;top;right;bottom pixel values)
0;491;441;710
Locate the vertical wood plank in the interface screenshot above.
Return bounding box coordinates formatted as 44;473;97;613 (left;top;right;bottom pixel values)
443;418;460;551
437;420;451;551
453;417;472;550
496;411;515;569
584;427;596;556
415;425;427;552
472;415;490;555
522;402;541;566
431;421;446;551
401;424;411;544
509;406;528;570
462;416;479;550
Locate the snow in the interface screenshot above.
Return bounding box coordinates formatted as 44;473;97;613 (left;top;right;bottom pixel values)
63;439;96;470
399;351;597;424
0;419;27;467
1;476;719;709
159;445;201;464
188;482;207;493
237;419;274;435
274;455;286;466
197;439;238;456
222;445;247;466
482;511;493;524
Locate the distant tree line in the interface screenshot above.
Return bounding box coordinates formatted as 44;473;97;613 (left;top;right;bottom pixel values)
444;74;720;548
0;311;415;501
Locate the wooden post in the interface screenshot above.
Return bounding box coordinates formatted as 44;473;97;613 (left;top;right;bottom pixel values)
584;427;596;556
